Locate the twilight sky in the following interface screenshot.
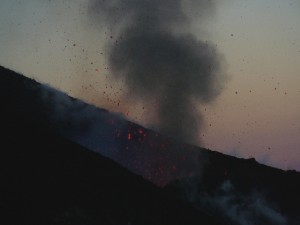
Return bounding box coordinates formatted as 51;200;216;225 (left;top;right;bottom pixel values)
0;0;299;171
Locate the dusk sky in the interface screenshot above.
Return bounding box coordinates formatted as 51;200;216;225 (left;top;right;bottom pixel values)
0;0;299;171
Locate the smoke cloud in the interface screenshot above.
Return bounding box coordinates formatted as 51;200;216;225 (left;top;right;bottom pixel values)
177;179;288;225
207;181;288;225
89;0;226;144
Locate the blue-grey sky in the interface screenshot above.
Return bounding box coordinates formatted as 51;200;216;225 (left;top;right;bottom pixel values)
0;0;299;171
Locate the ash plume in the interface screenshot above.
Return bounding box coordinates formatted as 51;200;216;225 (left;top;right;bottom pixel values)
90;0;226;144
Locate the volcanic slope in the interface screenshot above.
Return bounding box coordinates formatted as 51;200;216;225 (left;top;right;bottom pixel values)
0;66;225;224
0;65;299;225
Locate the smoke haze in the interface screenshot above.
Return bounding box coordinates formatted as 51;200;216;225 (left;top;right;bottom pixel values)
202;180;287;225
89;0;226;144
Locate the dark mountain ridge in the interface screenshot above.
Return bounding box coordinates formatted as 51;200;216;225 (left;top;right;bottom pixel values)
0;65;299;224
0;65;223;224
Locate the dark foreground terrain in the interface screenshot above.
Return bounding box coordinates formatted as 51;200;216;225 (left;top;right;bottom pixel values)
0;65;299;225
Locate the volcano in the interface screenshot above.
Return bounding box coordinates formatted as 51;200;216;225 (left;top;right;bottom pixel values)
0;65;299;225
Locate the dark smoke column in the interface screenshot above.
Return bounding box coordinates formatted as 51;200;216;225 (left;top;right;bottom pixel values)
90;0;226;144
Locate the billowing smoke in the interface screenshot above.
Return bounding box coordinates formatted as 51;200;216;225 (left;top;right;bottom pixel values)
205;181;288;225
177;179;288;225
89;0;226;144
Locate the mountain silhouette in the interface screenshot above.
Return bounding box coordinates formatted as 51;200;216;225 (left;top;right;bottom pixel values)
0;65;299;225
0;65;224;225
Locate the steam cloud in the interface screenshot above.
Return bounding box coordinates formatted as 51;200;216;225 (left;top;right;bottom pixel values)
90;0;226;144
207;181;287;225
179;179;287;225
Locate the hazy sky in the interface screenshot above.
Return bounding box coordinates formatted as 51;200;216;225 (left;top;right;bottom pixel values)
0;0;299;171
